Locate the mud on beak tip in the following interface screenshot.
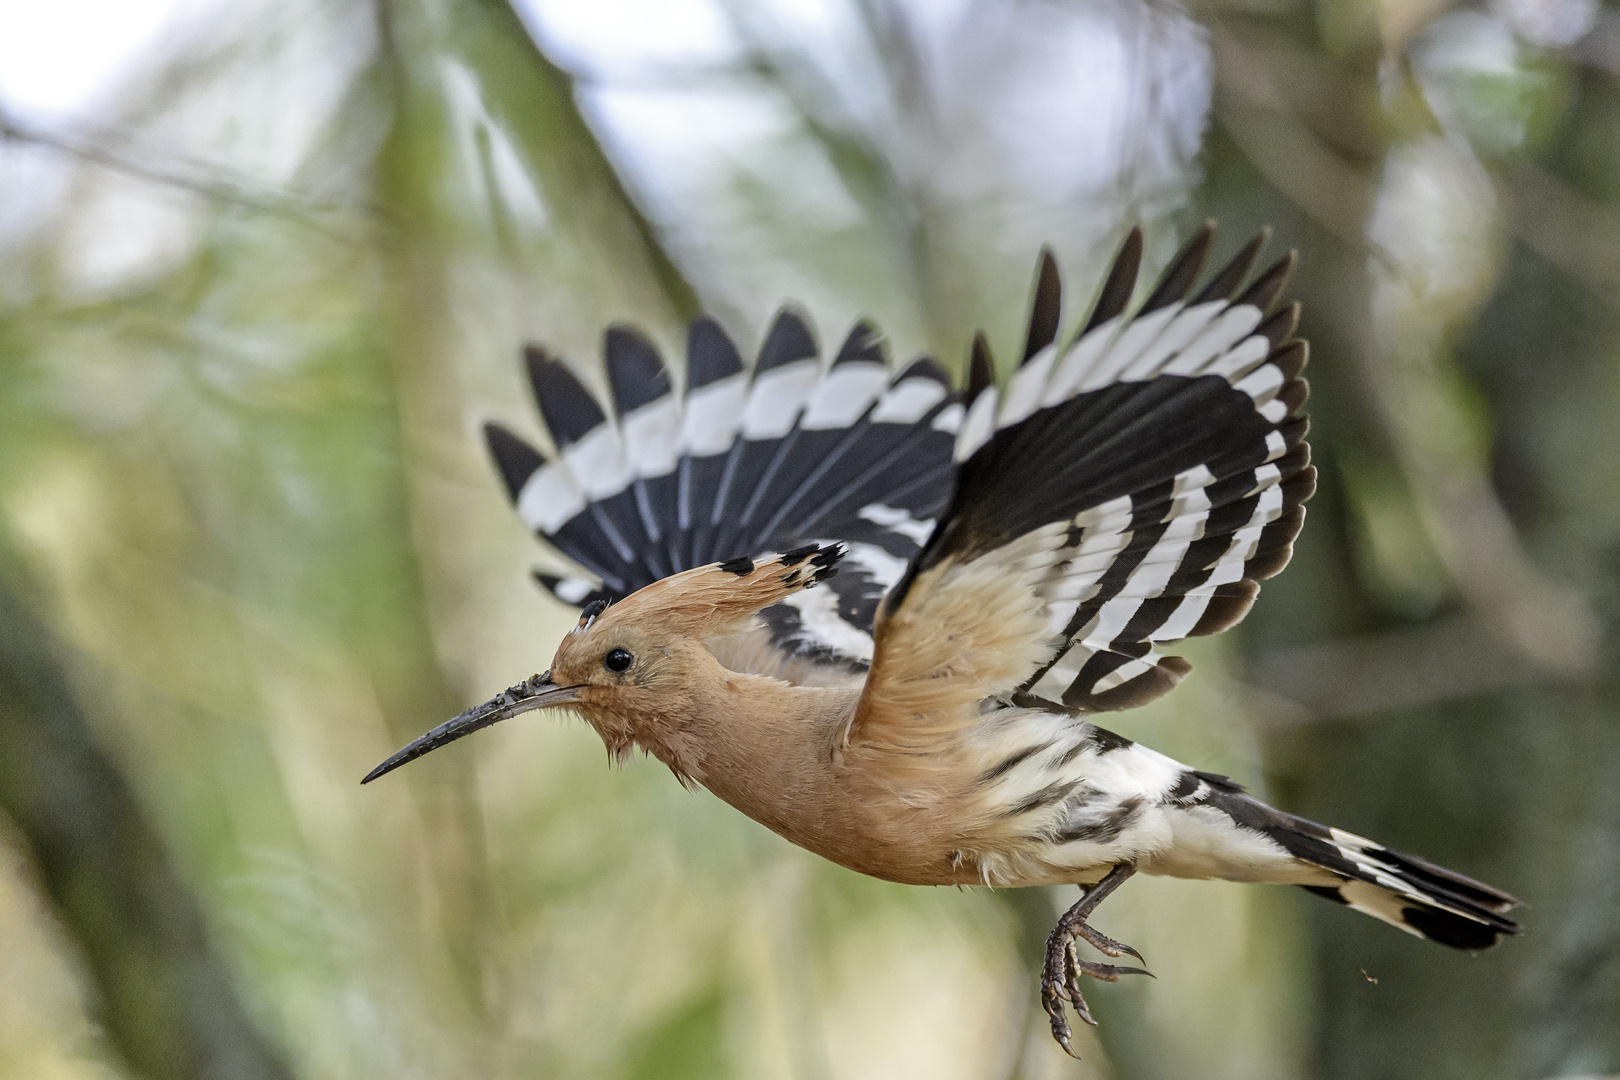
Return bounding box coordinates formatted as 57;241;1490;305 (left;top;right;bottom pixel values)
360;672;581;784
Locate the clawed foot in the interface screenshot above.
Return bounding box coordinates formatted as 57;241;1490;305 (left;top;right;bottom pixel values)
1038;864;1152;1057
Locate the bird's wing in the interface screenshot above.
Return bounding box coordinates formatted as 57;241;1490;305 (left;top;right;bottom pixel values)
483;311;960;675
851;225;1314;747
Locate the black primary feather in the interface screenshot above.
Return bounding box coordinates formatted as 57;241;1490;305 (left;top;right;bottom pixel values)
1139;221;1213;314
1081;227;1144;336
1023;249;1062;363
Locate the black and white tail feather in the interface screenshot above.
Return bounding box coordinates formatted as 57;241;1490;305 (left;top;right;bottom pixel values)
485;222;1521;949
1170;769;1519;949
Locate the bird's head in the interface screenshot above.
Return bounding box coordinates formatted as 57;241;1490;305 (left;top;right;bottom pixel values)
361;544;843;784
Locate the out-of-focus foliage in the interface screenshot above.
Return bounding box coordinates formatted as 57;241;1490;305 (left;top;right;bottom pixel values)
0;0;1616;1078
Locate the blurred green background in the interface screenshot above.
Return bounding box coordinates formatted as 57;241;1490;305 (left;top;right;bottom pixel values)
0;0;1616;1077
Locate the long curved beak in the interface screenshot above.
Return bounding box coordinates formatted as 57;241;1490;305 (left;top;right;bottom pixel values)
361;672;581;784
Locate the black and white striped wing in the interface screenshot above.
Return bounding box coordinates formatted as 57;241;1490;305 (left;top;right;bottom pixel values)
875;225;1314;715
483;311;960;673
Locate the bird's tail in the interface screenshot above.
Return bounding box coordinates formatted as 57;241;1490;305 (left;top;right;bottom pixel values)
1296;825;1521;950
1196;777;1521;949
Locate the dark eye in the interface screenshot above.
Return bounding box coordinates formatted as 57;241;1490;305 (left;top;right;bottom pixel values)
603;648;633;673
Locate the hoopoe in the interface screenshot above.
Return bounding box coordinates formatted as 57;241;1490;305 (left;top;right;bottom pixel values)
364;224;1520;1054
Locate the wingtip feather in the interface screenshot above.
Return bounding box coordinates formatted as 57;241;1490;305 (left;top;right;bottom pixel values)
1236;250;1298;312
968;332;996;404
603;325;671;415
1141;222;1215;314
483;421;545;502
758;308;819;371
1082;227;1144;336
1022;248;1062;364
1193;228;1270;304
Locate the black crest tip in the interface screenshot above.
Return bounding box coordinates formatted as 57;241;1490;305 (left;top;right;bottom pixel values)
809;542;845;569
778;543;822;565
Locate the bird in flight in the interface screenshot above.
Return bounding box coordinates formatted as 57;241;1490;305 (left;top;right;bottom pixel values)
364;224;1520;1054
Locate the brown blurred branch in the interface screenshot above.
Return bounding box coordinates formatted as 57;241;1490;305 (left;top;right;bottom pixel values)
1571;7;1620;79
1245;613;1544;722
0;554;293;1080
1508;164;1620;301
1206;23;1379;250
1396;444;1602;676
486;0;702;323
1214;98;1374;246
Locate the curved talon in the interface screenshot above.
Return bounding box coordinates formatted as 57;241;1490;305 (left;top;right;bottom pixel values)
1042;941;1082;1054
1079;961;1151;981
1071;991;1097;1028
1076;923;1145;964
1041;981;1079;1057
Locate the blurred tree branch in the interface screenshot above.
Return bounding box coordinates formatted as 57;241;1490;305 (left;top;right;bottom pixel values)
1208;23;1377;247
0;546;293;1080
0;104;363;238
1245;613;1541;721
481;0;701;322
1509;164;1620;298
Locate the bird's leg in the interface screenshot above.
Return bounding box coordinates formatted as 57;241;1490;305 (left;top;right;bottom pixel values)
1040;863;1150;1057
